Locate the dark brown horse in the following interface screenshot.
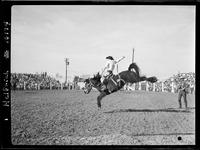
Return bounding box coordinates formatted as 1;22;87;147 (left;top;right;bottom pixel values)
84;62;157;108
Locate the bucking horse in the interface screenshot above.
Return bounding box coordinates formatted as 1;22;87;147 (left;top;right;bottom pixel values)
84;62;158;108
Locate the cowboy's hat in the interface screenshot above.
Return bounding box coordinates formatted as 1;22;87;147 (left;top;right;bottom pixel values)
106;56;114;60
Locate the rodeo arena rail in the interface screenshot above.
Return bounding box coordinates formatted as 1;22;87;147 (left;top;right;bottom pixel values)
10;72;195;94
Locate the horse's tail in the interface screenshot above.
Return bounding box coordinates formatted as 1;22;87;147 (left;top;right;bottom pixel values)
140;76;158;83
128;63;140;77
128;63;157;83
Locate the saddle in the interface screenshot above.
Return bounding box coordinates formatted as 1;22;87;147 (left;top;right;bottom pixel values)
103;74;115;84
102;74;125;91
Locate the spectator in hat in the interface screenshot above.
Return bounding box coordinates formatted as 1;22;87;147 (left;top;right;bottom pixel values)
177;77;189;109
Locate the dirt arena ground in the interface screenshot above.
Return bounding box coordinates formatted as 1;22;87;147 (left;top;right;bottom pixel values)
11;90;195;145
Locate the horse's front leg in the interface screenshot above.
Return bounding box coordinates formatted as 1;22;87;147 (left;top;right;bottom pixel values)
97;92;107;108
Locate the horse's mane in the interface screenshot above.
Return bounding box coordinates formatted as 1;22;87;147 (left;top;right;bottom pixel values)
84;78;90;83
84;73;101;83
93;72;101;81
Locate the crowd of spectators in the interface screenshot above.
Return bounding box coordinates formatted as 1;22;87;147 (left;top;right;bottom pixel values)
124;72;195;94
162;72;195;93
11;72;195;94
11;72;61;90
145;72;195;93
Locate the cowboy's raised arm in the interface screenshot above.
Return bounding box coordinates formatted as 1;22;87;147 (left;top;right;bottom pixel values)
116;56;125;64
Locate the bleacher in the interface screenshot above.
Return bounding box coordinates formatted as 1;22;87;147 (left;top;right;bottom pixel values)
11;72;195;94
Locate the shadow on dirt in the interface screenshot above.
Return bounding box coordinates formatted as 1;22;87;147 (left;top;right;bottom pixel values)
130;132;195;136
104;107;195;114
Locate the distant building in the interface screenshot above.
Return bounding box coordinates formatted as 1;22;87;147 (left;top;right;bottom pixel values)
79;74;91;79
77;82;85;90
77;74;91;90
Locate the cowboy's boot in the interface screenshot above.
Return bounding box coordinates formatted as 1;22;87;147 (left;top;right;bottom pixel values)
101;79;108;91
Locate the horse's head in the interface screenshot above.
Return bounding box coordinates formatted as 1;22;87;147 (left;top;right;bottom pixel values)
84;78;92;94
84;72;102;94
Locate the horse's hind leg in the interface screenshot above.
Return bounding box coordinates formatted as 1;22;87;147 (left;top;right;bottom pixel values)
97;92;107;108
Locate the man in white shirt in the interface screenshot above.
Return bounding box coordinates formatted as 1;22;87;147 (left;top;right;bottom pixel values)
101;56;116;91
101;56;125;91
104;56;116;76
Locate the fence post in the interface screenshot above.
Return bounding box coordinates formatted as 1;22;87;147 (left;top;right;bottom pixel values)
129;83;132;91
24;82;26;90
146;82;149;91
50;82;52;90
38;83;40;90
171;82;174;93
139;82;141;90
133;83;135;90
153;83;156;92
162;82;164;92
61;83;63;90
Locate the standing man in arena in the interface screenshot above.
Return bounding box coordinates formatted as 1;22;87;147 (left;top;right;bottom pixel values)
177;77;189;109
190;82;195;94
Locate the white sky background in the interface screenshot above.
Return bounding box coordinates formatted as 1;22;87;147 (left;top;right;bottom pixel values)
11;5;195;82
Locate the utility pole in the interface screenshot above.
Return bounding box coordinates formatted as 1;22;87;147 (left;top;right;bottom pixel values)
131;48;135;90
132;48;134;63
65;58;69;83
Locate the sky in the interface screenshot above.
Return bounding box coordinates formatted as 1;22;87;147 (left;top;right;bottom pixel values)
11;5;195;82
